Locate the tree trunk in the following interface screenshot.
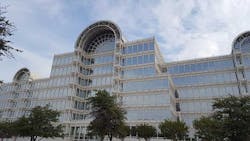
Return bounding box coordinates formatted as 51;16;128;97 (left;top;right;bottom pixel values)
30;136;38;141
38;137;44;141
34;136;37;141
109;134;112;141
13;136;17;141
100;136;104;141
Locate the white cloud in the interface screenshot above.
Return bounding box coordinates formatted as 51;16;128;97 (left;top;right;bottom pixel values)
17;47;52;78
148;0;250;61
1;0;250;81
0;46;52;82
177;38;219;60
85;0;250;61
1;0;68;82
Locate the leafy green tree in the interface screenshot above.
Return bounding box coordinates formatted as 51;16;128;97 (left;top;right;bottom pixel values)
16;105;64;141
212;95;250;141
87;90;126;141
193;116;223;141
0;5;21;59
0;121;16;140
194;95;250;141
159;119;188;141
115;125;130;141
136;124;156;141
14;116;30;138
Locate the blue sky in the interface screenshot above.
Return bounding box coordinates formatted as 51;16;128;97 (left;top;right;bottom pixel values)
1;0;250;82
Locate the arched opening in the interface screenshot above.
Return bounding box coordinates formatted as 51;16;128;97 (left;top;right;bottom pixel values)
232;31;250;53
75;21;122;95
85;31;115;53
75;21;122;53
13;68;30;82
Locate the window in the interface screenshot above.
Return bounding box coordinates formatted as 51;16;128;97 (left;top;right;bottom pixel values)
128;46;132;54
132;45;137;53
138;44;143;52
123;79;168;92
143;43;148;51
138;56;143;64
149;42;154;50
144;55;149;63
132;57;137;65
149;54;154;62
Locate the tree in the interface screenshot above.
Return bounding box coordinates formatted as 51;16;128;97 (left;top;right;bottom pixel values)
87;90;126;141
14;116;30;138
212;95;250;141
193;95;250;141
0;121;16;141
136;124;156;141
159;119;188;141
193;116;223;141
0;5;22;59
115;125;130;141
16;105;64;141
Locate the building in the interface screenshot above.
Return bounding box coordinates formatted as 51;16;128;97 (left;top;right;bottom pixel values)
0;21;250;140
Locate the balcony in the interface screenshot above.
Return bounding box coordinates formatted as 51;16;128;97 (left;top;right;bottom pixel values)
115;50;122;56
114;63;121;69
113;75;121;80
236;64;244;69
233;49;241;55
239;78;247;83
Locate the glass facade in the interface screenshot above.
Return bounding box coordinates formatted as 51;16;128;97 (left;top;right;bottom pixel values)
0;21;250;140
123;78;168;92
123;42;154;54
122;54;155;66
123;66;155;78
122;93;170;106
172;71;237;86
168;58;234;74
178;85;239;99
126;108;171;121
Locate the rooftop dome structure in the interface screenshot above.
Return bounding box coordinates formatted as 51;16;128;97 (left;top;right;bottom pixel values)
13;68;31;82
75;20;122;53
232;31;250;53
